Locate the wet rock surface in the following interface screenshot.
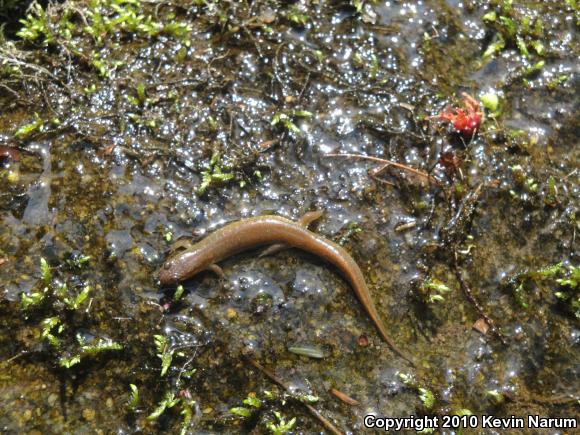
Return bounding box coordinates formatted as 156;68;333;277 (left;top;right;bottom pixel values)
0;1;578;433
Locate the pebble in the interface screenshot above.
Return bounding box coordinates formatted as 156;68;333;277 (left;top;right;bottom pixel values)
47;393;58;406
22;409;32;422
82;408;96;421
226;308;237;319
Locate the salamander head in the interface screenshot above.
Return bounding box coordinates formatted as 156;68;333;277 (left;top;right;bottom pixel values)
159;249;206;286
159;256;180;285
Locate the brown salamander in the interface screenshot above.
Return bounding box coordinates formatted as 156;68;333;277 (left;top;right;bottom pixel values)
159;212;413;365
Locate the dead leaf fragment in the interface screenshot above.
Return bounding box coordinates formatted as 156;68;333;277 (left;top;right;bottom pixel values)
473;317;490;335
330;388;360;406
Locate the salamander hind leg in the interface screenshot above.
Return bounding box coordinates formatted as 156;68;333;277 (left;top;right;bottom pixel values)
259;211;324;258
206;263;226;279
258;243;287;258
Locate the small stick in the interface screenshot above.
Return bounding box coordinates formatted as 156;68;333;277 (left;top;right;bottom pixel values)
3;350;29;364
326;153;440;185
453;256;507;346
368;164;396;187
258;139;279;152
244;357;345;435
504;391;579;406
395;221;417;233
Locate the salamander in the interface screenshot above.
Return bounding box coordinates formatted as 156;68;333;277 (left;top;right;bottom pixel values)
159;212;413;365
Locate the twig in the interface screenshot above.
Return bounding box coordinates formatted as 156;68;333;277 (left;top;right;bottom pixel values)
504;382;579;406
3;350;29;364
244;357;345;435
258;139;279;152
0;84;20;99
368;164;396;186
297;72;311;102
207;49;232;77
445;184;506;346
326;153;440;185
273;42;288;96
453;255;507;346
0;48;73;94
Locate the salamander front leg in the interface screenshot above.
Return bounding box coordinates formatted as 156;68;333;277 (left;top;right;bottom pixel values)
298;210;324;227
169;238;195;255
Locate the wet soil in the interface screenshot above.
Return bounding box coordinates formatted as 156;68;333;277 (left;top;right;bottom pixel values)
0;1;578;433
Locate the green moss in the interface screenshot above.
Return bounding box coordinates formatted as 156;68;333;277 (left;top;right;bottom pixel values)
17;3;54;44
14;113;43;138
63;285;91;310
147;391;179;420
21;291;45;310
481;1;547;75
271;110;313;135
127;384;140;410
154;334;173;377
179;398;196;435
173;284;185;301
399;373;436;411
420;277;452;303
198;151;236;195
41;317;63;348
243;394;262;408
0;0;578;432
266;411;296;435
418;387;435;410
284;5;309;26
230;406;252;417
16;0;193;78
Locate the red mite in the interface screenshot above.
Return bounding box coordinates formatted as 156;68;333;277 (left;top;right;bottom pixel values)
434;92;483;137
